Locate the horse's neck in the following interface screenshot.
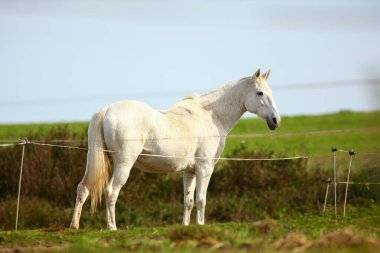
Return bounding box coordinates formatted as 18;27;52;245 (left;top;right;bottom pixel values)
200;79;248;134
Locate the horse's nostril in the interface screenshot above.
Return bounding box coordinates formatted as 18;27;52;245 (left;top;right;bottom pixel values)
273;117;277;125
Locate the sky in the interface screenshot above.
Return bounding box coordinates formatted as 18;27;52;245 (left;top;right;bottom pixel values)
0;0;380;123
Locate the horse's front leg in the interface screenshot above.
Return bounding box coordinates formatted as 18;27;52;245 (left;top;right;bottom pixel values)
195;160;214;225
182;171;196;225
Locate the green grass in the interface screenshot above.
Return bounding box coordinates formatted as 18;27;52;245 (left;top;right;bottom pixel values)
0;122;88;141
1;111;379;157
226;110;380;156
0;206;379;252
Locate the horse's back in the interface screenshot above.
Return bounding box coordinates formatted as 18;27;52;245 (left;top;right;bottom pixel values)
104;100;156;123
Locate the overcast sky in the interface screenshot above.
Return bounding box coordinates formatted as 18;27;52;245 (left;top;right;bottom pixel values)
1;0;379;123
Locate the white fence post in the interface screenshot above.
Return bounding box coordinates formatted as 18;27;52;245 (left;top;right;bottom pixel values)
332;148;337;216
15;139;27;231
343;151;355;217
323;178;331;214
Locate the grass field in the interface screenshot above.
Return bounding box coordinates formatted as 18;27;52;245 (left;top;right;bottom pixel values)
0;121;88;141
1;110;379;157
227;110;380;156
0;207;379;252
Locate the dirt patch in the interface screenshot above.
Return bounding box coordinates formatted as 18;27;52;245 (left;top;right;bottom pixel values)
38;226;70;232
273;232;309;251
250;219;278;235
168;225;228;249
0;244;68;253
273;229;380;252
309;229;380;250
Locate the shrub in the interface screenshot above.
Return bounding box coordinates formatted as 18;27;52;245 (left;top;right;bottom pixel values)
0;197;71;230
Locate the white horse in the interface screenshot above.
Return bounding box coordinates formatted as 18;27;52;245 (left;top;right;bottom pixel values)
70;69;280;230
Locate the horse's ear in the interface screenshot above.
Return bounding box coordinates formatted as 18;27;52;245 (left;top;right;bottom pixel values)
251;68;261;82
262;69;270;80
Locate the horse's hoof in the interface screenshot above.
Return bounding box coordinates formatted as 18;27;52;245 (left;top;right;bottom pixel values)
70;222;79;230
107;226;117;231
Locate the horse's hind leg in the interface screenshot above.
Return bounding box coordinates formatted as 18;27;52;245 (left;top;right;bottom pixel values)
105;159;136;231
70;181;89;229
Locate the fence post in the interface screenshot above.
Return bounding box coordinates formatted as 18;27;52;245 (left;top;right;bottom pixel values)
15;140;27;231
323;178;331;214
332;148;337;216
343;151;355;217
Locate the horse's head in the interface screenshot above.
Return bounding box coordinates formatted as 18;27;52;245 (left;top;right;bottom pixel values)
244;69;280;131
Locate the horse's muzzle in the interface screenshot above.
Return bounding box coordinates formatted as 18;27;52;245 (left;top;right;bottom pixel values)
267;116;280;131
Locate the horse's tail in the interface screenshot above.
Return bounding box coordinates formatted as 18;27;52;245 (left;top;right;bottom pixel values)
82;108;110;213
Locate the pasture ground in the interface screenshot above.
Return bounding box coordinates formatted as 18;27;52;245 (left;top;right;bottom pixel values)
0;206;379;253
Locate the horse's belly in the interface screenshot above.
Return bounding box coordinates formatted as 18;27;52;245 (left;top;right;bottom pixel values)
134;155;195;173
134;135;197;173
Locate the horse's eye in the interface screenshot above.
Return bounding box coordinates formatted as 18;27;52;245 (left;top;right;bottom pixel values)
256;91;263;96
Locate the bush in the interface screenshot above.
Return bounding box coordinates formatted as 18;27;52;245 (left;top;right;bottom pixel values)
208;142;327;220
0;125;87;206
0;197;71;230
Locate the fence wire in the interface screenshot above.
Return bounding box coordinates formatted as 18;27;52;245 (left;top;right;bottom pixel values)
1;137;379;229
1;127;380;144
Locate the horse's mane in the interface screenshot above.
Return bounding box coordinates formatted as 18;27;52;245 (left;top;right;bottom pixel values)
178;77;251;110
164;93;202;115
181;93;201;103
182;93;200;100
239;76;251;82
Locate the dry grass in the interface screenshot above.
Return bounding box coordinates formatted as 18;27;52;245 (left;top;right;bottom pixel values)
273;229;380;252
250;219;279;235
